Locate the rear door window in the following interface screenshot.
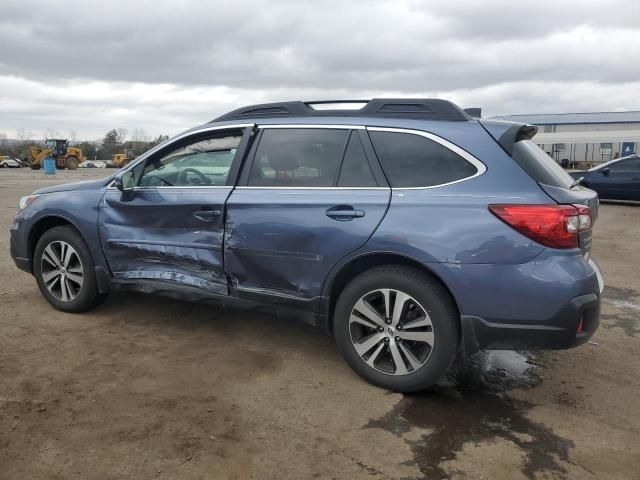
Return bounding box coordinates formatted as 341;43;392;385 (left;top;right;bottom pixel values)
511;140;574;189
337;131;377;187
248;128;349;187
369;130;478;188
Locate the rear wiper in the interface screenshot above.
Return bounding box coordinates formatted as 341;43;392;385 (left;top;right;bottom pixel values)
570;176;584;189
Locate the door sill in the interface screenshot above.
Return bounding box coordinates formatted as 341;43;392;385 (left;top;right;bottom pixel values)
112;275;228;296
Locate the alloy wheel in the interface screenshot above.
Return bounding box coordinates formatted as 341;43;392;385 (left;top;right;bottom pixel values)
40;240;84;302
349;289;434;375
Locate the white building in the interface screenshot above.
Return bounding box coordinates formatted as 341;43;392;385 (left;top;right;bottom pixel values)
492;111;640;167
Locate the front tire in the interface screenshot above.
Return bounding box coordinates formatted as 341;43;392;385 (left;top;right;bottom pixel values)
334;266;460;392
34;226;106;312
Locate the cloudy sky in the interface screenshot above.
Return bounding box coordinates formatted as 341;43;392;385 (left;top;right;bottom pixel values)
2;0;640;140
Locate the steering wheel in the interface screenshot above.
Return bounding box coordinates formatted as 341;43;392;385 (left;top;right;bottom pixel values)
178;167;213;186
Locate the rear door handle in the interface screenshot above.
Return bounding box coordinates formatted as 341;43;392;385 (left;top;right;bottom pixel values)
326;205;365;221
193;208;221;221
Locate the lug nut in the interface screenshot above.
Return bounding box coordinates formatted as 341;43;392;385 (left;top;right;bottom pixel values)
378;326;384;332
395;336;400;342
384;337;390;343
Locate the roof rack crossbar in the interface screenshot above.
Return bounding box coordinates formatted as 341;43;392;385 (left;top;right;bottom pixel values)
305;99;369;105
212;98;471;123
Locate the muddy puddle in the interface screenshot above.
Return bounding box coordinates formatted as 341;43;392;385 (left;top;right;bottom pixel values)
367;350;574;479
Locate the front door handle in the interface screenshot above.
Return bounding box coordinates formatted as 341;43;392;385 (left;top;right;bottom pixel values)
326;205;365;221
193;208;221;221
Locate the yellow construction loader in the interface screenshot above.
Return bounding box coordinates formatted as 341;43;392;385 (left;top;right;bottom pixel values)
111;149;137;168
28;139;85;170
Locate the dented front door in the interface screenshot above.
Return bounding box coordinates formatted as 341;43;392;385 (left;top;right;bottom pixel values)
99;186;231;293
98;125;252;294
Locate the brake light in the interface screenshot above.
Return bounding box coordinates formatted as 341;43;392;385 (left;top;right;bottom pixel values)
489;204;592;249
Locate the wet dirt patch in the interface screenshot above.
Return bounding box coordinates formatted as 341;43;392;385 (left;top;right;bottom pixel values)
603;285;639;302
601;313;640;337
602;286;640;337
367;351;574;480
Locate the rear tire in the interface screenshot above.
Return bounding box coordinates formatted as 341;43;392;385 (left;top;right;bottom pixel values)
65;156;79;170
334;265;460;392
34;226;107;312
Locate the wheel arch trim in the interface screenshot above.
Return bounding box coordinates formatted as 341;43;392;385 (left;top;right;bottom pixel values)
322;251;463;328
27;214;92;272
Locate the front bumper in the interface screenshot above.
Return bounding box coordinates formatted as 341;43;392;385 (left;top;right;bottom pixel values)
10;213;32;273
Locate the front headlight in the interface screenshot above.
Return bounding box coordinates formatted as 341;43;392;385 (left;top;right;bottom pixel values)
18;194;39;211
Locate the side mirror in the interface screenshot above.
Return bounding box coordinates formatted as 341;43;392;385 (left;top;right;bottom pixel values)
602;167;610;177
114;170;135;192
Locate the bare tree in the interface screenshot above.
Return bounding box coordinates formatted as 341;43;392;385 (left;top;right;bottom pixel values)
16;128;35;160
0;133;7;154
17;128;34;146
43;128;60;143
131;128;150;144
116;128;127;146
69;129;78;146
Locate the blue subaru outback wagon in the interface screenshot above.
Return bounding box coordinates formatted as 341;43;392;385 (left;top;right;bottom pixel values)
10;99;603;392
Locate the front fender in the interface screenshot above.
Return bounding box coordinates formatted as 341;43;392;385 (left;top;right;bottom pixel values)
12;188;109;274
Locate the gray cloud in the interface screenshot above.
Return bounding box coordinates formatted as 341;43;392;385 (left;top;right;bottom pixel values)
1;0;640;138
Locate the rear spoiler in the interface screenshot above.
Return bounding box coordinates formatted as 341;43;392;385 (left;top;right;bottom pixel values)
479;120;538;156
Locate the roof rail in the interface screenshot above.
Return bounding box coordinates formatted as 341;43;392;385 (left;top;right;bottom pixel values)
212;98;472;122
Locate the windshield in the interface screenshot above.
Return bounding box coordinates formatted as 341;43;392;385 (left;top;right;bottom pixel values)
511;140;574;189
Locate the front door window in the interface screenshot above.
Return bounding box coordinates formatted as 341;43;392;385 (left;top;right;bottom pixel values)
139;134;242;187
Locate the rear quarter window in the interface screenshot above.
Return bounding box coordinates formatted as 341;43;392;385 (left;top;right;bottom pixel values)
369;130;478;188
511;140;574;189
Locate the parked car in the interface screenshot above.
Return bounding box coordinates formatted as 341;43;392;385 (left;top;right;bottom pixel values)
0;156;23;168
10;99;603;392
570;155;640;201
79;160;107;169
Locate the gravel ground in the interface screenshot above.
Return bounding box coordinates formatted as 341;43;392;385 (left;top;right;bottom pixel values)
1;168;639;479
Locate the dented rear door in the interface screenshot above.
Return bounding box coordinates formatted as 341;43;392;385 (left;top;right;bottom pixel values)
224;126;391;304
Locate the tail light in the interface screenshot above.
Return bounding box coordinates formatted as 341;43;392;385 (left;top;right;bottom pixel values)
489;204;592;249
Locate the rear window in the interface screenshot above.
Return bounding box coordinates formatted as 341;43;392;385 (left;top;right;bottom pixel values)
369;131;478;188
511;140;574;189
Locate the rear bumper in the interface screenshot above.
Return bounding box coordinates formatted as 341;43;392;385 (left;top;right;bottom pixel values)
457;256;603;354
461;292;600;353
